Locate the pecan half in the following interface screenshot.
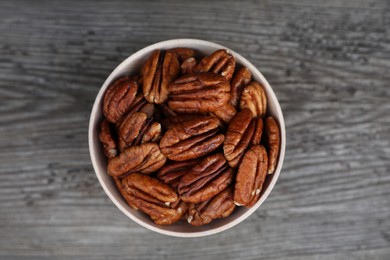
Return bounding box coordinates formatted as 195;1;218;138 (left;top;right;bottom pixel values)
178;153;233;203
168;72;231;114
234;145;268;207
118;112;151;151
103;77;138;123
142;50;180;104
239;82;267;118
252;117;263;145
180;57;197;75
157;158;201;189
159;116;224;161
187;186;235;226
266;116;280;174
99;119;117;158
193;49;236;81
118;173;187;225
223;109;255;168
229;67;251;107
107;143;166;177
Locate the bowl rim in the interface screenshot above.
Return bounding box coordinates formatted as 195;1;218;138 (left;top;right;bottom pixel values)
89;38;286;237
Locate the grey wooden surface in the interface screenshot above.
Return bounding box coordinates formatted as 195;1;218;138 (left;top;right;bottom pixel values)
1;0;390;259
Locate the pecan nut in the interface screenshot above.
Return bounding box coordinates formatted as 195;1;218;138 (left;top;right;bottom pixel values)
103;77;139;123
234;145;268;207
193;49;236;81
142;50;180;104
229;67;251;107
187;186;235;226
117;173;187;225
159;116;224;161
168;72;231;114
178;153;233;203
265;116;280;174
118;112;151;151
157;158;201;189
99;119;118;158
107;142;166;177
239;82;267;118
223;109;263;167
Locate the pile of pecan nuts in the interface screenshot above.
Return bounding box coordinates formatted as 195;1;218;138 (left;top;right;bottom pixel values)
99;48;280;226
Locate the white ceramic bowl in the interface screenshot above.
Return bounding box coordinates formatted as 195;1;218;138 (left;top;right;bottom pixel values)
89;39;286;237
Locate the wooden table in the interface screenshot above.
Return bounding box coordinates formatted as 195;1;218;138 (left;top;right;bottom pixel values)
1;0;389;259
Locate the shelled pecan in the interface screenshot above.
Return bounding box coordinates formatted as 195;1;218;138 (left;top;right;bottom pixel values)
193;49;236;81
103;77;139;123
229;67;251;107
240;82;267;118
223;109;263;168
187;186;235;226
234;145;268;207
159;116;224;161
168;72;231;114
142;50;180;104
107;143;166;177
118;173;187;225
178;153;233;204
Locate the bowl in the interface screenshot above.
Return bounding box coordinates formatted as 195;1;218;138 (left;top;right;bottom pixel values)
89;39;286;237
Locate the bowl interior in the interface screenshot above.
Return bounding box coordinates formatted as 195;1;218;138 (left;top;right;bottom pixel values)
89;39;286;237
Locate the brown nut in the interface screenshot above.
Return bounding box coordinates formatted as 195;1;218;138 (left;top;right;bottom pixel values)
168;72;231;114
181;57;197;75
229;67;252;107
118;112;151;151
122;173;178;204
234;145;268;207
103;77;139;123
107;143;166;177
178;153;233;204
118;173;187;225
223;109;255;168
142;50;180;104
157;158;202;189
239;82;267;118
252;117;263;145
159;116;225;161
265;116;280;174
187;186;235;226
99;119;117;158
193;49;236;81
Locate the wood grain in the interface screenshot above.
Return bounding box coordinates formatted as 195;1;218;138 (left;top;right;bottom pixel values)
0;0;389;259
